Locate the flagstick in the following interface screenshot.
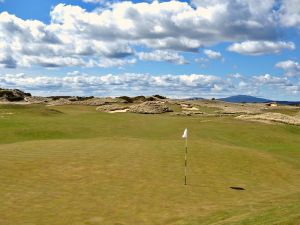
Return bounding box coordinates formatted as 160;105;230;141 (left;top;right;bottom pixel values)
184;135;188;186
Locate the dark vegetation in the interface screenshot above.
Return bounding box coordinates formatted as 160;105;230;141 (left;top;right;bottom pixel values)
0;88;31;101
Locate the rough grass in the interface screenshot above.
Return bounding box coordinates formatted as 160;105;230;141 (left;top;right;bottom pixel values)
263;107;300;116
0;104;299;225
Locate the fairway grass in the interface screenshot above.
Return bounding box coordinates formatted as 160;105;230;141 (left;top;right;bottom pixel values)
0;104;300;225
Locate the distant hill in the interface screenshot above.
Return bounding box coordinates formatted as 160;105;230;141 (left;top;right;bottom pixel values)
218;95;271;103
218;95;300;105
276;100;300;106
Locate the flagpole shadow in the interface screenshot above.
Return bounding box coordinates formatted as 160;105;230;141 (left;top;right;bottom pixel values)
186;183;246;190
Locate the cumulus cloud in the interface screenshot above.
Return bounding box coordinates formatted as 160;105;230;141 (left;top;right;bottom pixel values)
96;58;137;68
225;72;299;97
279;0;300;28
0;0;299;70
0;50;17;68
203;49;223;60
137;50;187;64
276;60;300;77
251;73;300;95
252;74;290;85
0;0;281;68
0;73;233;97
286;85;300;94
227;41;295;55
191;0;275;15
0;9;137;68
228;73;243;79
1;72;299;98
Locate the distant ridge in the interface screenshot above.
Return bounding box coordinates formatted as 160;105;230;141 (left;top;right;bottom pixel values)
218;95;271;103
218;95;300;105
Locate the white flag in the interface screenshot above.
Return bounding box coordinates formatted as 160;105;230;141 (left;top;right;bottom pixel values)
182;128;188;138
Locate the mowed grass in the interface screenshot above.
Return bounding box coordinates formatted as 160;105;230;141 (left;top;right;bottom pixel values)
0;104;300;225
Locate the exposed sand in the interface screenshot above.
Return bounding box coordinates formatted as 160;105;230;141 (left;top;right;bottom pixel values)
108;109;129;113
182;107;199;111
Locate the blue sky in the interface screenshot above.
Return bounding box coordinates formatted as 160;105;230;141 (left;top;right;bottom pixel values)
0;0;300;100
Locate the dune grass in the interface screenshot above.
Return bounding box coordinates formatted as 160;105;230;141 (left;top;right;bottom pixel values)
0;104;300;225
263;107;300;116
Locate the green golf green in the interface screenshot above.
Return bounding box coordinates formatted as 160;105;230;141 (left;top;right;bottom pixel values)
0;104;299;225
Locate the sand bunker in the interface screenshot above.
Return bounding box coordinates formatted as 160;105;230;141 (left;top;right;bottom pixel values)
96;105;128;112
108;109;129;113
182;107;199;111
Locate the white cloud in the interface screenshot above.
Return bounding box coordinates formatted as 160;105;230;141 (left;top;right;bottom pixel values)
0;73;232;97
1;0;300;70
0;9;137;68
240;73;300;97
228;73;243;79
238;81;248;88
279;0;300;28
192;0;275;16
252;74;290;85
1;72;299;99
82;0;104;3
286;85;300;94
67;71;82;76
26;56;86;68
0;48;17;68
96;58;137;68
203;49;223;60
227;41;295;55
276;60;300;77
137;50;187;64
0;0;281;68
